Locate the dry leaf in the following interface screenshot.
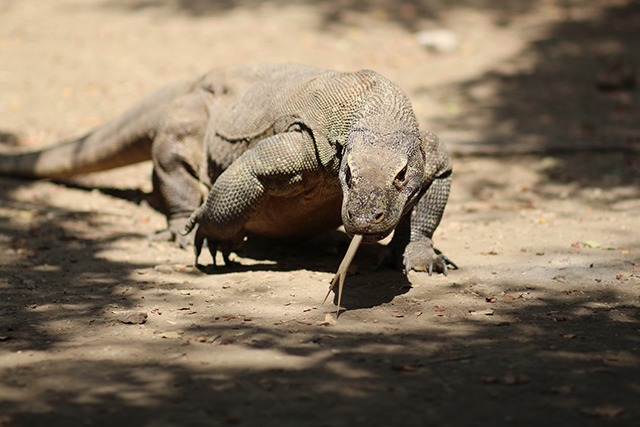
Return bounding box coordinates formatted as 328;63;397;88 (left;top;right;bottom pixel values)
481;250;499;255
317;313;336;326
194;335;217;343
502;373;529;385
161;331;181;339
582;240;601;248
394;364;417;372
550;385;573;395
580;405;625;419
469;309;494;316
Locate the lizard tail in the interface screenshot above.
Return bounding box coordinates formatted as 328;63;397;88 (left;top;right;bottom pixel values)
0;79;196;179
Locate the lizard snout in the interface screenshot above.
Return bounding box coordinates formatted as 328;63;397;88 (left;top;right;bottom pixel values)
346;208;385;225
342;188;396;238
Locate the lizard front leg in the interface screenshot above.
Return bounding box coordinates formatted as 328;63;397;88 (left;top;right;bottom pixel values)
389;171;456;275
389;131;456;275
184;129;319;266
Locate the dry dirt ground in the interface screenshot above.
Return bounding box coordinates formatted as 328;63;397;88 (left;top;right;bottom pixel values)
1;0;640;426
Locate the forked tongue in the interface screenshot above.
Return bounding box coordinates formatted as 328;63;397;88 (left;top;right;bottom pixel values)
323;234;364;317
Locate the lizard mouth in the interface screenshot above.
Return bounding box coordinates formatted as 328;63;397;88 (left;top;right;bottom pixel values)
346;229;393;244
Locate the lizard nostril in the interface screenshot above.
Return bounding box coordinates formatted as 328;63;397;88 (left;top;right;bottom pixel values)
374;212;385;223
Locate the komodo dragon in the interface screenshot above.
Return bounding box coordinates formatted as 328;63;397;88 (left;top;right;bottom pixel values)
0;63;455;308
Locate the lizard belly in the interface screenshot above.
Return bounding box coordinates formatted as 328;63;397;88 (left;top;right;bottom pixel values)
245;190;343;238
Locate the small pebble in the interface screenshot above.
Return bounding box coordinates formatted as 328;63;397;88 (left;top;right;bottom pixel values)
117;311;148;324
416;29;459;53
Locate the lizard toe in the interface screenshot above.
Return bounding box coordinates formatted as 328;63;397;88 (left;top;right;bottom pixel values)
148;228;193;249
148;229;173;245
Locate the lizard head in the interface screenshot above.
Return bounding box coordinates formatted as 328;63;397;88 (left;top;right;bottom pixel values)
339;128;425;243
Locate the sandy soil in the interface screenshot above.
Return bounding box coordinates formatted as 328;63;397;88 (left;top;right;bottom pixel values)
1;0;639;425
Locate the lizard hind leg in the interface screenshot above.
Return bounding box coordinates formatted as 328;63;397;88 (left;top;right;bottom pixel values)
194;227;207;266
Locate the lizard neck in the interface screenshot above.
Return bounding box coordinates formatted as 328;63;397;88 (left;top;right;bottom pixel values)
316;69;420;174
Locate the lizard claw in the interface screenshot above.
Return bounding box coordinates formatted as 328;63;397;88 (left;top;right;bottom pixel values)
148;216;195;249
148;228;193;249
427;253;455;277
440;253;458;271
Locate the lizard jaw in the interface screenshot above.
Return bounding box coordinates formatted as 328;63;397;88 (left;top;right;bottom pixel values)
345;228;393;244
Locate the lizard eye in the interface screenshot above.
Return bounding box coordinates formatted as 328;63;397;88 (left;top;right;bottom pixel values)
344;164;353;188
394;165;407;188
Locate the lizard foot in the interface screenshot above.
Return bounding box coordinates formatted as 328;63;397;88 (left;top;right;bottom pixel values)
147;217;194;249
403;241;458;276
190;225;244;268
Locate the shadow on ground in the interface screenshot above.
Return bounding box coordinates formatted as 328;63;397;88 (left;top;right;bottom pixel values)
436;1;640;194
0;176;410;350
0;179;151;351
104;0;543;30
1;276;638;426
3;173;637;425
